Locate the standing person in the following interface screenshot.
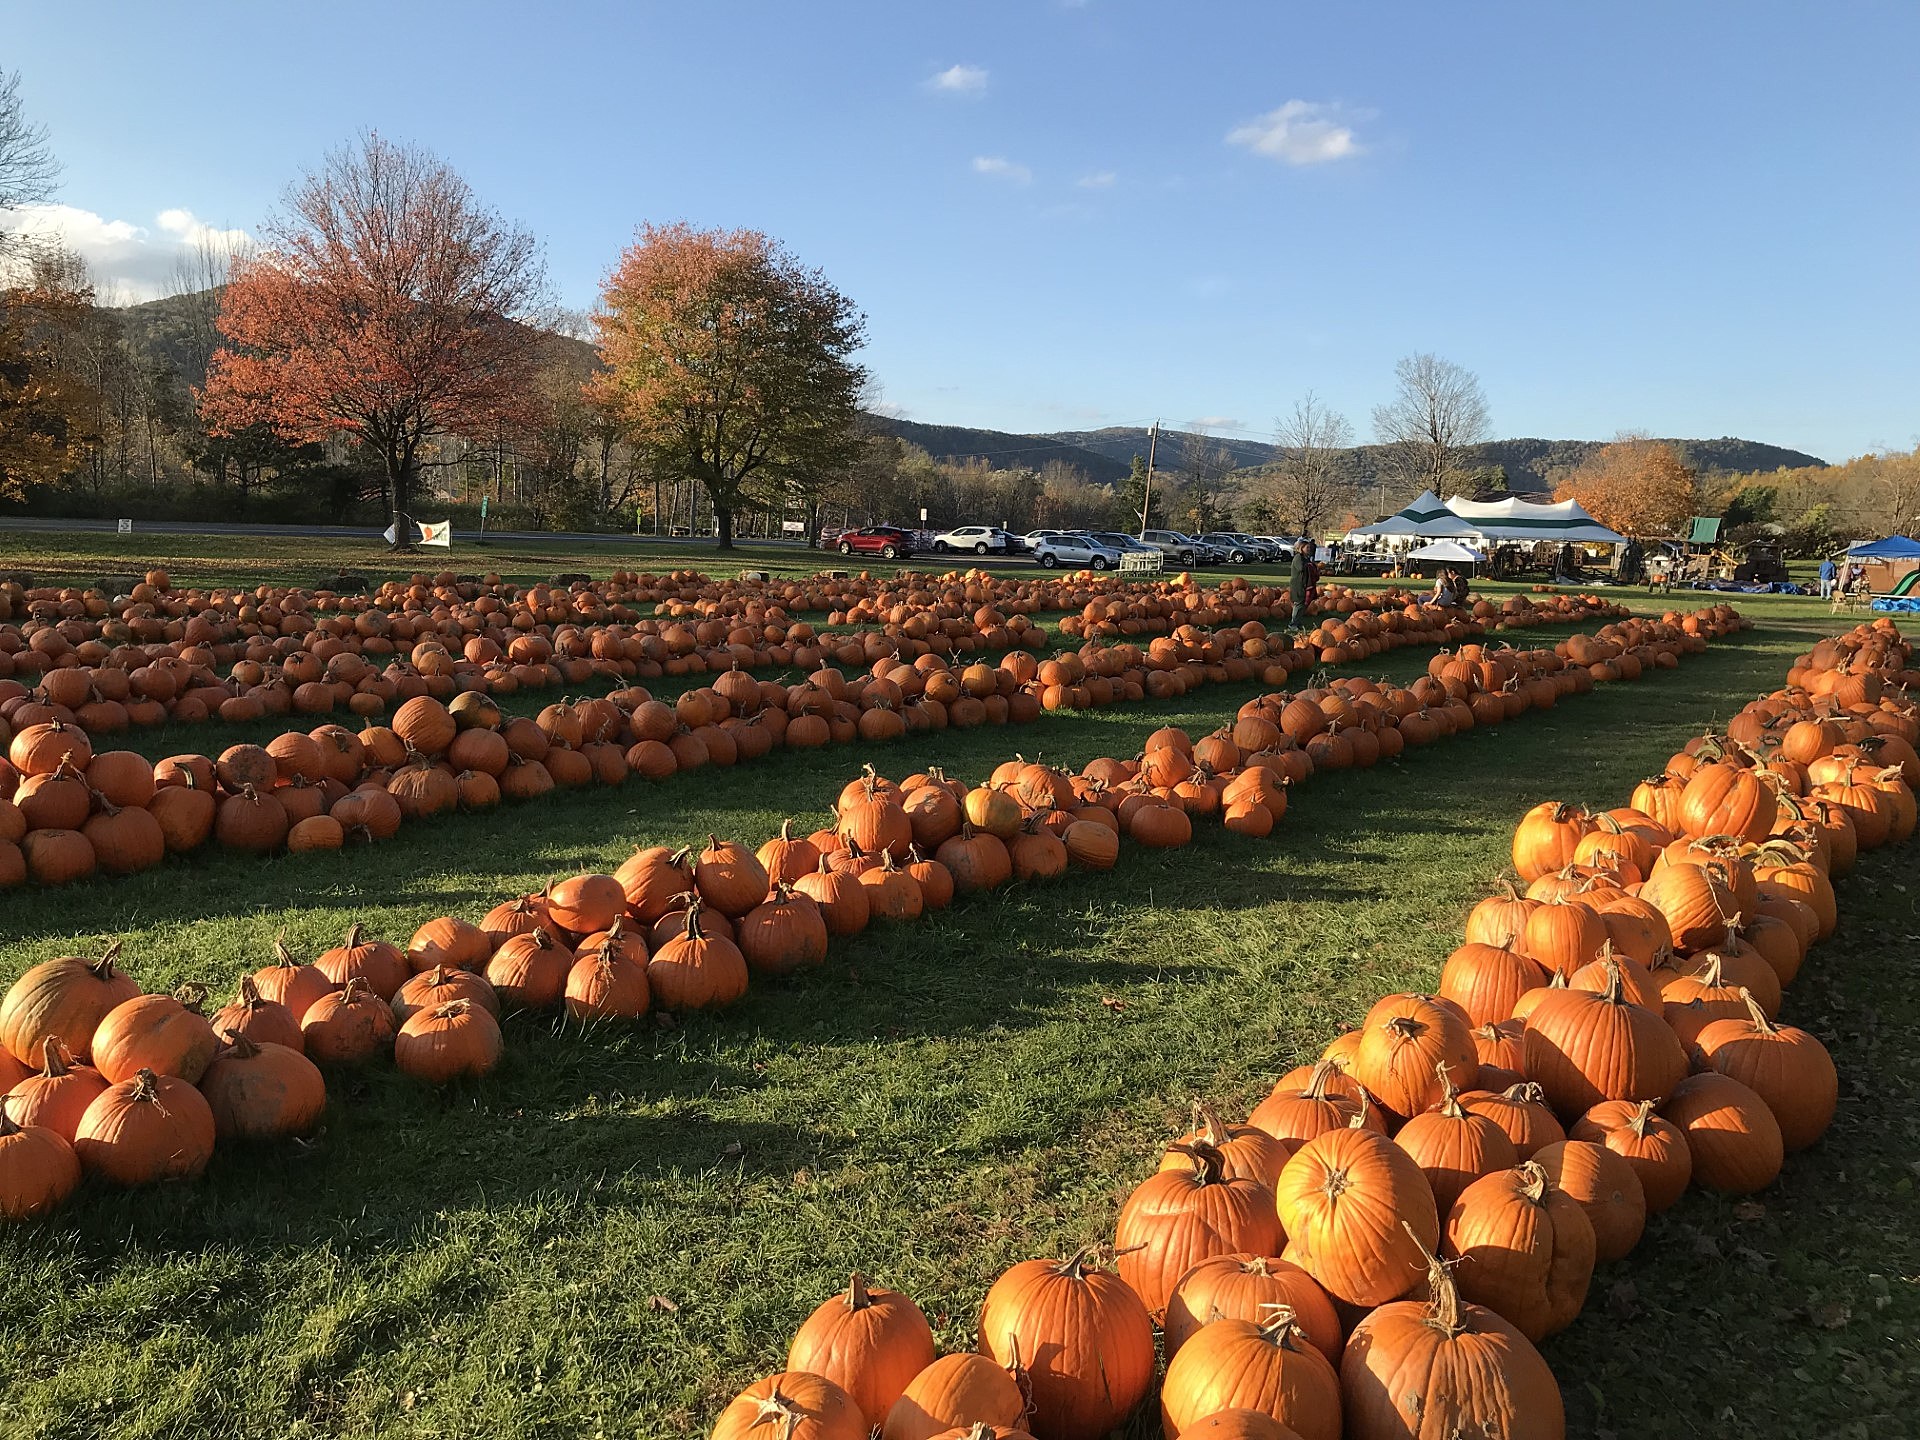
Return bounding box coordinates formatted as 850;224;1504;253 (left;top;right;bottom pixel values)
1288;538;1312;629
1819;554;1838;598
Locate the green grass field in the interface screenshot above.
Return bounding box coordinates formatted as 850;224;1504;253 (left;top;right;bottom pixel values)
0;535;1910;1439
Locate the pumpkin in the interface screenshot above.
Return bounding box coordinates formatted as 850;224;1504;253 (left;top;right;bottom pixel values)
149;777;217;852
0;1107;81;1219
1521;958;1688;1118
1569;1099;1693;1212
215;784;289;853
210;976;305;1053
1061;819;1119;870
1;1037;108;1142
73;1067;216;1185
564;938;652;1023
1530;1139;1645;1263
1436;941;1547;1028
881;1353;1027;1440
1521;898;1607;979
905;847;955;910
395;1000;503;1083
0;942;139;1065
1464;881;1537;949
199;1032;327;1141
1177;1412;1304;1440
934;825;1014;894
1117;1140;1283;1316
300;978;397;1065
315;922;409;999
1457;1084;1564;1161
737;887;831;975
249;938;333;1022
710;1372;867;1440
1348;994;1476;1119
1693;990;1836;1151
1160;1105;1293;1190
1159;1313;1341;1440
690;835;770;917
615;844;694;922
1246;1059;1380;1146
975;1249;1156;1440
1677;761;1777;842
1339;1237;1565;1440
1637;861;1736;953
647;898;750;1010
546;872;627;936
1511;801;1590;882
1162;1254;1343;1365
1468;1021;1528;1091
91;988;219;1085
758;818;823;885
1442;1161;1594;1341
392;965;499;1026
1393;1070;1520;1213
1274;1123;1440;1307
406;916;493;975
787;1274;937;1431
1660;1071;1783;1194
484;928;573;1011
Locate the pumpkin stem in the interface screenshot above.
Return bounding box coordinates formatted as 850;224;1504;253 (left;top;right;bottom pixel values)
1405;1222;1468;1338
340;977;371;1004
1435;1060;1463;1116
1167;1139;1227;1185
237;975;264;1007
1253;1302;1304;1346
1502;1081;1546;1106
1738;987;1777;1033
36;1034;73;1077
175;983;209;1015
90;940;125;978
844;1272;872;1312
681;896;706;943
344;921;364;949
1384;1014;1429;1042
1598;953;1626;1006
219;1028;261;1060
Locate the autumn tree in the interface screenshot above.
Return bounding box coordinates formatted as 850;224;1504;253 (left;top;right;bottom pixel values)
1271;391;1353;533
1371;352;1491;492
590;223;866;549
200;133;549;542
1555;435;1698;536
0;247;98;499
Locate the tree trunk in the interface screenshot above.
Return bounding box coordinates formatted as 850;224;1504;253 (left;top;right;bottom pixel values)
387;452;415;547
715;504;735;549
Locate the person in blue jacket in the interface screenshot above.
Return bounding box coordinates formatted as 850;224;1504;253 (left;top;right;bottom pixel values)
1819;555;1838;598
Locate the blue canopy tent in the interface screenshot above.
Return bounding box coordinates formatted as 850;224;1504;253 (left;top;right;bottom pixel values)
1846;535;1920;558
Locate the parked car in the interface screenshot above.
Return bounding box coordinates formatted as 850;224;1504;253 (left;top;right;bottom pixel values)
1139;529;1202;565
1032;534;1122;570
932;525;1011;555
1092;532;1163;565
1200;532;1269;565
828;524;914;559
1018;529;1074;554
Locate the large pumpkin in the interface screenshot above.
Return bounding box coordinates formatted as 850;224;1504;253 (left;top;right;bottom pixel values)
91;989;220;1085
1677;761;1777;842
1159;1314;1341;1440
1442;1161;1594;1342
1530;1139;1646;1263
1339;1244;1565;1440
1511;801;1590;882
1569;1099;1693;1212
1693;991;1836;1151
1348;994;1476;1119
646;900;750;1010
710;1371;866;1440
2;1037;108;1142
1659;1072;1782;1194
1274;1124;1439;1307
1162;1255;1342;1365
1521;960;1688;1118
0;943;140;1066
786;1274;937;1431
73;1067;216;1185
1393;1074;1520;1214
881;1353;1027;1440
976;1249;1155;1440
0;1108;81;1220
1116;1140;1283;1316
198;1034;327;1141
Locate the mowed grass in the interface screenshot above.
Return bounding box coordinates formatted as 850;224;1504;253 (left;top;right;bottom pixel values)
0;587;1913;1439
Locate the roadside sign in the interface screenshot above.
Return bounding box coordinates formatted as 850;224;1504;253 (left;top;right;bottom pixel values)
480;496;489;519
781;520;806;533
117;518;132;534
920;508;928;523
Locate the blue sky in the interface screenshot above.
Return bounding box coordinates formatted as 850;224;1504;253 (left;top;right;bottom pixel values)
6;1;1917;462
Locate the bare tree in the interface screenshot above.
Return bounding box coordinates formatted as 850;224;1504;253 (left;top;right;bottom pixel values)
1371;352;1491;494
1271;391;1353;534
167;226;253;381
0;70;59;212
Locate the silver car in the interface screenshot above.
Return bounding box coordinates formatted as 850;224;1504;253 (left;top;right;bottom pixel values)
1139;529;1200;565
1033;534;1122;570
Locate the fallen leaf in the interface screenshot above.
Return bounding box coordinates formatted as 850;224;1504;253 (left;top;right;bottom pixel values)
1733;1200;1766;1222
647;1296;680;1313
721;1141;743;1158
1606;1280;1639;1320
1809;1300;1851;1330
1100;996;1127;1013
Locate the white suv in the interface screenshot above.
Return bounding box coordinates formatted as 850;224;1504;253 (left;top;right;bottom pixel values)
932;525;1010;555
1033;534;1122;570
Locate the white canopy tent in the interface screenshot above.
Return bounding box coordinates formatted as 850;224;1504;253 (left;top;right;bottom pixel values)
1406;539;1487;563
1441;495;1627;546
1349;489;1478;539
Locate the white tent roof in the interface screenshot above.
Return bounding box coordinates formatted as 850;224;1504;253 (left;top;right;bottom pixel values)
1406;539;1486;563
1351;489;1479;538
1442;495;1627;545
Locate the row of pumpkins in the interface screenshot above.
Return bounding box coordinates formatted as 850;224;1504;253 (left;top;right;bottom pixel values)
0;608;1740;1221
0;603;1510;886
704;618;1913;1440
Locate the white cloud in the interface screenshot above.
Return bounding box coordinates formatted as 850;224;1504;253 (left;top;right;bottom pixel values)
1225;100;1369;165
928;64;988;95
1076;171;1117;189
0;203;252;301
1187;416;1244;431
971;156;1032;184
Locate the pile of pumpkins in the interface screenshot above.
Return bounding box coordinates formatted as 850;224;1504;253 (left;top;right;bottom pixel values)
701;618;1911;1440
0;609;1742;1226
0;606;1501;886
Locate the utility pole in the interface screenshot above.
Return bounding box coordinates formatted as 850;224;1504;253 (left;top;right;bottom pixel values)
1139;420;1159;535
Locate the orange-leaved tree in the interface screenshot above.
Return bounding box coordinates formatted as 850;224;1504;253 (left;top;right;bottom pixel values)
1555;436;1698;537
199;133;547;542
590;223;865;549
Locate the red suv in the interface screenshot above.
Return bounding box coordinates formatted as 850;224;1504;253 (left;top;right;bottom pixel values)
827;525;914;560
